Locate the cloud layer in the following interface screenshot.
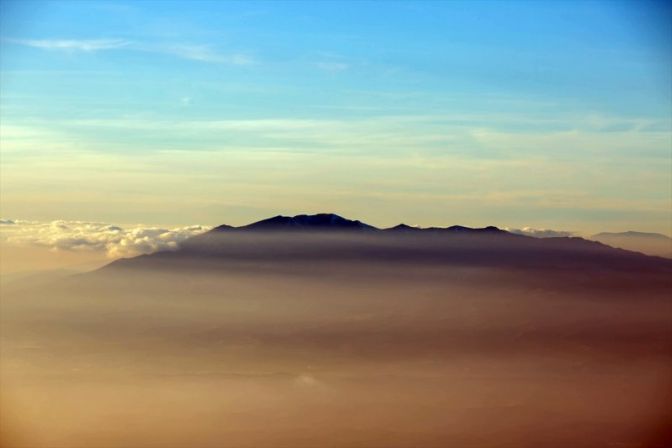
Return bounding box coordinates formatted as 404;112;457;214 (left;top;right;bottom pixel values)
0;219;210;258
506;227;576;238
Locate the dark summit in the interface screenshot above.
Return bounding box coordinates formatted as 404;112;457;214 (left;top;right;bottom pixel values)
240;213;376;231
212;213;505;234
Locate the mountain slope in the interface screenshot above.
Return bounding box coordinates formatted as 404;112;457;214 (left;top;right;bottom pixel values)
97;214;672;292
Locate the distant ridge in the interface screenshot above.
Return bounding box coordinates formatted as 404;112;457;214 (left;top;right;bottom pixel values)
386;223;508;234
592;231;671;240
590;231;672;258
386;223;424;232
210;213;507;234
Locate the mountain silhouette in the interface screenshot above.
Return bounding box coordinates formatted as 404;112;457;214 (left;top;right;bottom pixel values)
212;214;508;234
95;214;672;294
386;223;424;232
238;213;375;231
591;231;672;258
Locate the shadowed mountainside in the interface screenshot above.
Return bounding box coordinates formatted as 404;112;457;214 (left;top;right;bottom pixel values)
96;214;672;293
103;213;672;271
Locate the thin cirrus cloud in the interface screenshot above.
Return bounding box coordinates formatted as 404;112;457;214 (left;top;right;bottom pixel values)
160;44;254;65
7;38;254;65
9;38;131;51
0;219;210;258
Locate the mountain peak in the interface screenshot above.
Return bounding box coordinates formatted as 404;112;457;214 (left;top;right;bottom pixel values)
387;223;423;231
445;225;504;233
242;213;377;231
212;223;234;232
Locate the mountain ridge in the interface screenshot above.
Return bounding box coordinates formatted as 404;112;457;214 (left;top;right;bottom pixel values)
209;213;509;234
592;231;671;240
96;213;672;283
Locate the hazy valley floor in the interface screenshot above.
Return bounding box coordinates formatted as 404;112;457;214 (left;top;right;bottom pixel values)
1;264;671;448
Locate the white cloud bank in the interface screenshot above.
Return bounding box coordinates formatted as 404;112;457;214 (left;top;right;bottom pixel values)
0;219;210;258
506;227;576;238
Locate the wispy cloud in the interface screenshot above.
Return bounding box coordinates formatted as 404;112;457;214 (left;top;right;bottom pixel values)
10;38;130;52
160;44;254;65
0;219;210;258
7;38;255;65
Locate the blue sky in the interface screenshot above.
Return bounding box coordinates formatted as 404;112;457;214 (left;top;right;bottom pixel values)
1;0;670;233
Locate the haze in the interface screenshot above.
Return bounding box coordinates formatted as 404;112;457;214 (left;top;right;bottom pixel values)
1;228;671;447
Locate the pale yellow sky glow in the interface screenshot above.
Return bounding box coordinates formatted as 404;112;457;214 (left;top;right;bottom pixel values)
1;116;670;235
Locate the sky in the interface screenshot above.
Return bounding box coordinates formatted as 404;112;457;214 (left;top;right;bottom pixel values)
1;0;671;235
